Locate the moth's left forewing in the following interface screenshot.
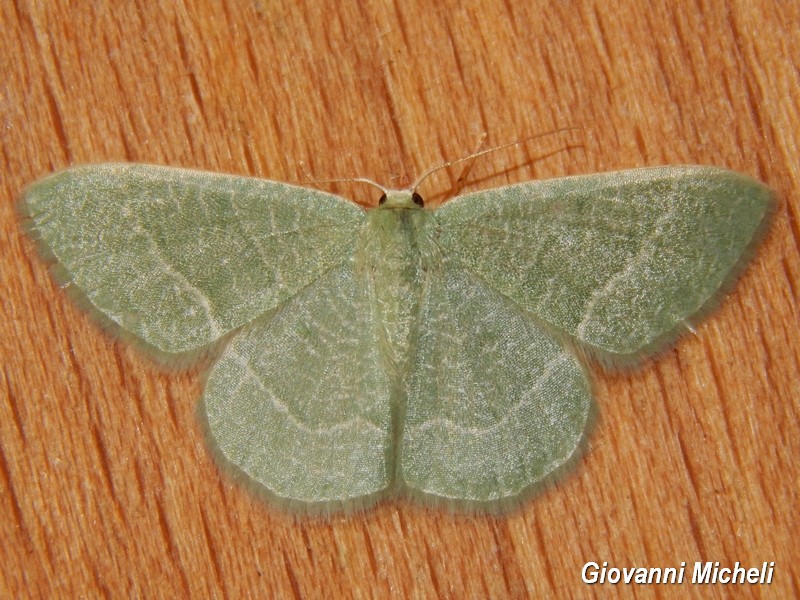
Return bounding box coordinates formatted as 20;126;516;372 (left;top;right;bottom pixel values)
21;164;367;358
433;166;774;366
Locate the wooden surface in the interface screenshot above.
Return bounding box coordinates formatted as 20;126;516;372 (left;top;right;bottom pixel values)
2;1;798;598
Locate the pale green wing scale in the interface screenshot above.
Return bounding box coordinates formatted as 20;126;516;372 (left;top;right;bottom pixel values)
22;162;774;512
203;257;393;508
434;166;773;363
399;258;590;505
22;164;365;354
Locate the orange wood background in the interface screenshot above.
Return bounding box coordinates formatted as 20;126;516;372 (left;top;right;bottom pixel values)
2;1;797;598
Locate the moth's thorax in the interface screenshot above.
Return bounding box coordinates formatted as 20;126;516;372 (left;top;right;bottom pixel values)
356;191;440;376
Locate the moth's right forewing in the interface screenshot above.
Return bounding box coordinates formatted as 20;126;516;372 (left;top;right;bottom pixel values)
434;167;774;364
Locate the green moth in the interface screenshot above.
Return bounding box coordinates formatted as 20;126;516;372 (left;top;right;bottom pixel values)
22;163;773;512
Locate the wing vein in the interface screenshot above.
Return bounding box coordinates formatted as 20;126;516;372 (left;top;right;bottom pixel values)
133;214;224;337
407;353;570;436
228;346;384;436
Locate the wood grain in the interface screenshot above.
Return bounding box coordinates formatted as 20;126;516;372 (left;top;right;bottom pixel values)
1;1;797;597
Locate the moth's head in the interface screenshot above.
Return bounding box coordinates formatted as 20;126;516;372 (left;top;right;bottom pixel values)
377;190;425;210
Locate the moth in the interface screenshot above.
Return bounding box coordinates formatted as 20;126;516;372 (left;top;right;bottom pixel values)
22;162;773;512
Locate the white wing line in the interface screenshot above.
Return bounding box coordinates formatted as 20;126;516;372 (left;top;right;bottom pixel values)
133;217;224;338
406;353;571;436
227;348;384;436
575;204;676;338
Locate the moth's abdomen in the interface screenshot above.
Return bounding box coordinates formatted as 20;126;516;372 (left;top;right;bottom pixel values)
357;206;439;379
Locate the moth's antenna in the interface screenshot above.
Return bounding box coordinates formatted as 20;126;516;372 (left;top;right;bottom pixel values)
411;127;582;192
448;133;488;198
298;160;390;196
301;176;389;196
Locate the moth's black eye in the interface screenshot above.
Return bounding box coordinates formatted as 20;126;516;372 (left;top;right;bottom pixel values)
412;192;424;207
378;193;387;205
